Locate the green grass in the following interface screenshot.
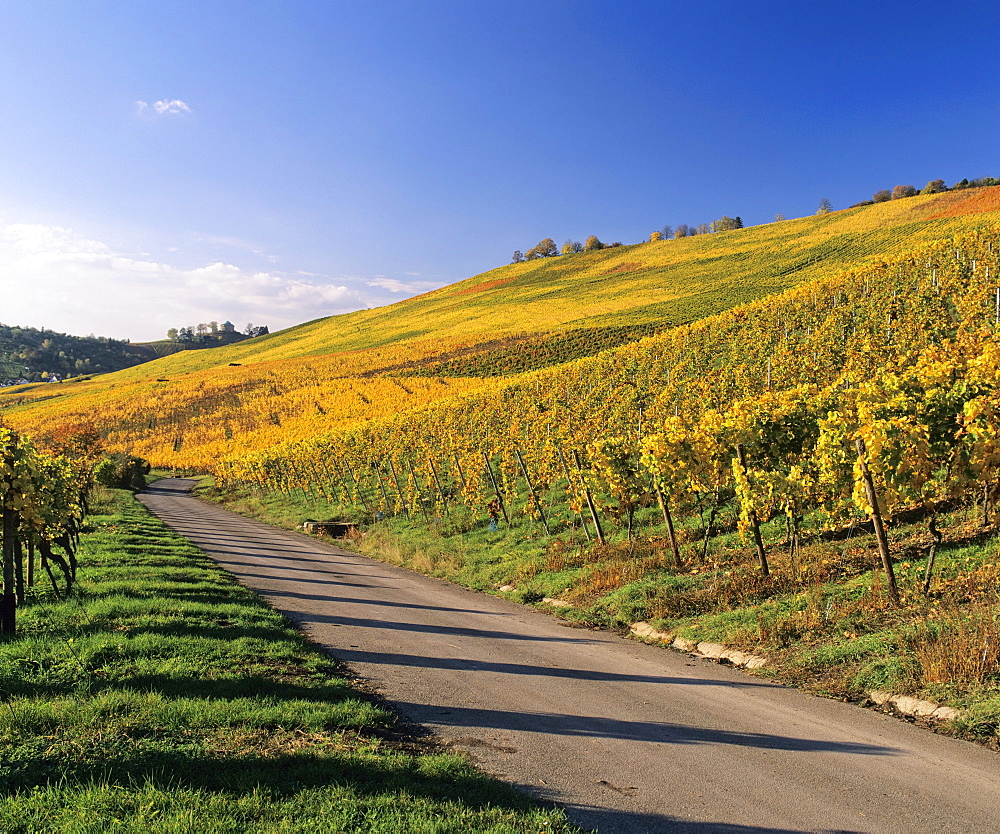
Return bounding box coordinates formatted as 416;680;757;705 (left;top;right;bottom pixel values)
0;486;576;832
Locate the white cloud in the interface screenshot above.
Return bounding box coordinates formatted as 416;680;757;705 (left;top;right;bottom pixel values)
0;223;369;341
366;276;438;294
135;98;192;118
154;98;191;115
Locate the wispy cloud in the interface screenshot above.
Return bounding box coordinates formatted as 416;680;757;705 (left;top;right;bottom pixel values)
0;223;368;340
135;98;192;118
366;276;438;294
193;232;280;264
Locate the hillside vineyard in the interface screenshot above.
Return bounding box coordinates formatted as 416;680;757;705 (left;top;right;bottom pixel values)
5;193;1000;569
215;229;1000;574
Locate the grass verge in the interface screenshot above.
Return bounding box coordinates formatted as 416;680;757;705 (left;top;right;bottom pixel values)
0;485;576;833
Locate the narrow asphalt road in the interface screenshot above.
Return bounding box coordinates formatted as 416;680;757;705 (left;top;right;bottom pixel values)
139;479;1000;833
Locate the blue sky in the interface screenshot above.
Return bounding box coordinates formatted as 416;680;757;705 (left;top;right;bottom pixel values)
1;1;998;341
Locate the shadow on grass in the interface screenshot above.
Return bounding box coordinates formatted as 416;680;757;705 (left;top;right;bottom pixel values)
76;586;274;607
0;741;540;815
0;669;360;703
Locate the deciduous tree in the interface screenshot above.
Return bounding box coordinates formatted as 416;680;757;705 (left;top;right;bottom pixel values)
525;238;558;259
711;216;743;232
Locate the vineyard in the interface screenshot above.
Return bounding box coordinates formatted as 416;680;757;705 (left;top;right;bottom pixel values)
6;187;1000;475
0;427;89;634
218;228;1000;568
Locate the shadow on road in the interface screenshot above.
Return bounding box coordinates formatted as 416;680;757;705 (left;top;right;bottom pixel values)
333;647;781;688
568;804;856;834
295;612;598;643
248;582;505;615
396;701;901;755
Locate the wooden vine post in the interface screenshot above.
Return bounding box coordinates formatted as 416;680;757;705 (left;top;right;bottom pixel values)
735;444;770;576
1;506;15;635
453;454;467;492
386;459;410;519
343;460;373;516
482;453;510;529
556;445;590;541
428;459;450;517
14;536;24;605
572;449;605;544
372;460;393;518
514;448;550;535
26;540;34;591
854;437;900;606
654;487;682;567
1;434;16;635
316;460;338;503
406;461;431;522
922;517;942;595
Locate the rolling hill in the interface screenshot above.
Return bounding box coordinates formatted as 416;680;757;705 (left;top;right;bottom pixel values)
4;185;1000;472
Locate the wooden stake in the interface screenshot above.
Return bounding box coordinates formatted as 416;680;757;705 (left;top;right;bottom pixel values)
701;488;720;563
14;535;24;605
407;461;431;523
736;444;769;576
372;460;392;518
922;517;942;595
1;435;16;635
482;453;510;528
655;488;681;567
387;459;410;519
556;445;589;541
453;454;467;492
515;448;549;535
428;459;450;517
1;506;16;636
573;449;605;544
855;437;900;606
344;460;373;515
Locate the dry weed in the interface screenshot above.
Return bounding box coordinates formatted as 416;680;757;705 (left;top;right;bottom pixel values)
912;606;1000;686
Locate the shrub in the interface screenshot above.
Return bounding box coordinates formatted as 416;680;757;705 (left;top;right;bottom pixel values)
94;453;151;491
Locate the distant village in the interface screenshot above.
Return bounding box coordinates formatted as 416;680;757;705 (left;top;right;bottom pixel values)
0;320;269;387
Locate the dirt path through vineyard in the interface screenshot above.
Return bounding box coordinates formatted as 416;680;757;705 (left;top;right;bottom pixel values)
140;478;1000;833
